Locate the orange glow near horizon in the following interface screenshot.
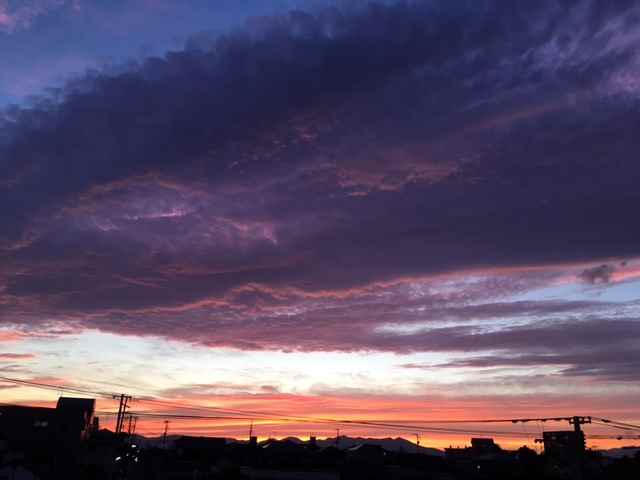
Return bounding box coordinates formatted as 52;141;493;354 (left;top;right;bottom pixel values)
2;386;637;452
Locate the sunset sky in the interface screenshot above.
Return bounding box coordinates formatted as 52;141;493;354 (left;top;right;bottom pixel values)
1;0;640;450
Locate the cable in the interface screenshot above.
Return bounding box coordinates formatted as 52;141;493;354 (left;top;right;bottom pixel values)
95;410;539;438
592;420;640;432
133;397;587;431
0;375;114;399
0;376;591;428
3;374;639;441
0;372;527;437
593;417;640;431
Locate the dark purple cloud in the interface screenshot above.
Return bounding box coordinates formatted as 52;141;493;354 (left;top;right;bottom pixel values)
404;346;640;382
579;264;616;284
1;0;639;384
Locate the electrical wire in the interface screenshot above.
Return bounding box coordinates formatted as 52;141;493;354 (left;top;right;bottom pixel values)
2;374;638;441
593;417;640;431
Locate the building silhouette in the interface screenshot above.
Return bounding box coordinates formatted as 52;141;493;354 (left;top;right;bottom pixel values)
0;397;96;478
542;430;586;464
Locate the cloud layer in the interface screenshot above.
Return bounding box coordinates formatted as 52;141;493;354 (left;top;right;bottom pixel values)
1;0;640;386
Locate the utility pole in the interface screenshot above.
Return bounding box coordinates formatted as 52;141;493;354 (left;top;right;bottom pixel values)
415;434;421;454
112;396;133;480
569;416;591;480
569;416;591;437
126;415;138;436
162;420;170;449
335;429;340;448
249;420;253;440
113;394;132;435
125;415;138;450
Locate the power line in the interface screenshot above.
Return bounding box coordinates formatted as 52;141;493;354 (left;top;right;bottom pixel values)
593;417;640;431
92;410;590;439
99;410;511;436
588;435;640;440
2;374;638;441
592;420;640;432
126;399;603;438
132;396;588;432
0;375;113;399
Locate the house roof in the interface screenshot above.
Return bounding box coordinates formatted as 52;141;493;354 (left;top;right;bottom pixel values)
261;439;305;451
0;405;56;420
56;397;95;413
347;444;386;454
0;406;57;443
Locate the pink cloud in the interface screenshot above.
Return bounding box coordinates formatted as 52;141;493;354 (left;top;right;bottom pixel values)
0;353;35;360
0;331;23;342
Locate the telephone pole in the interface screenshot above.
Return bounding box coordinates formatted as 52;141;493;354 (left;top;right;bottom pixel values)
127;415;137;436
569;416;591;436
113;394;132;435
162;420;170;449
569;416;591;480
112;395;133;480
